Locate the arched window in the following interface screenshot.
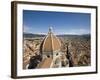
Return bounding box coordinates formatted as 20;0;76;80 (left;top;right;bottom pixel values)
47;55;50;58
55;58;60;64
56;53;58;56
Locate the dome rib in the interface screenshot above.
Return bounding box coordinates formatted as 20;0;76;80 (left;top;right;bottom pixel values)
42;27;61;52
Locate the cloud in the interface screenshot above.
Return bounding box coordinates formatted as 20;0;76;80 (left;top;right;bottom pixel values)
23;25;34;33
24;25;90;35
64;29;90;35
54;28;90;35
23;25;47;34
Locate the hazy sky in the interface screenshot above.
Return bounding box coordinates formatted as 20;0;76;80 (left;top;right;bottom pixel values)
23;10;90;35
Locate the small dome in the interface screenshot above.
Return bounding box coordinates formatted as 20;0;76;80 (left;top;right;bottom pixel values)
41;27;61;52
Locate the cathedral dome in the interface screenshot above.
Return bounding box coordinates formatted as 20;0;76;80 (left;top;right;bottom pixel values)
41;27;61;52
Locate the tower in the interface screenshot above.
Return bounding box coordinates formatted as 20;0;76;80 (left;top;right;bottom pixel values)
66;43;74;67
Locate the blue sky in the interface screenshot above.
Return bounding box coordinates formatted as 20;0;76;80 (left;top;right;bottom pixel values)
23;10;90;35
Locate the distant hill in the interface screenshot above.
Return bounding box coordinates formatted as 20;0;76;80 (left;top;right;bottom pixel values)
57;34;90;40
57;34;90;37
23;33;46;38
23;33;90;40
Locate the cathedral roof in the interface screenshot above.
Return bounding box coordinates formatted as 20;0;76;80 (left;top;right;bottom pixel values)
41;27;61;52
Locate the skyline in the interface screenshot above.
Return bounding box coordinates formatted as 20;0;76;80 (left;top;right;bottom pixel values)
23;10;91;35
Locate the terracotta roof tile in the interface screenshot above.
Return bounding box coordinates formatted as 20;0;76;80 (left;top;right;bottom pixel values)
38;58;52;68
